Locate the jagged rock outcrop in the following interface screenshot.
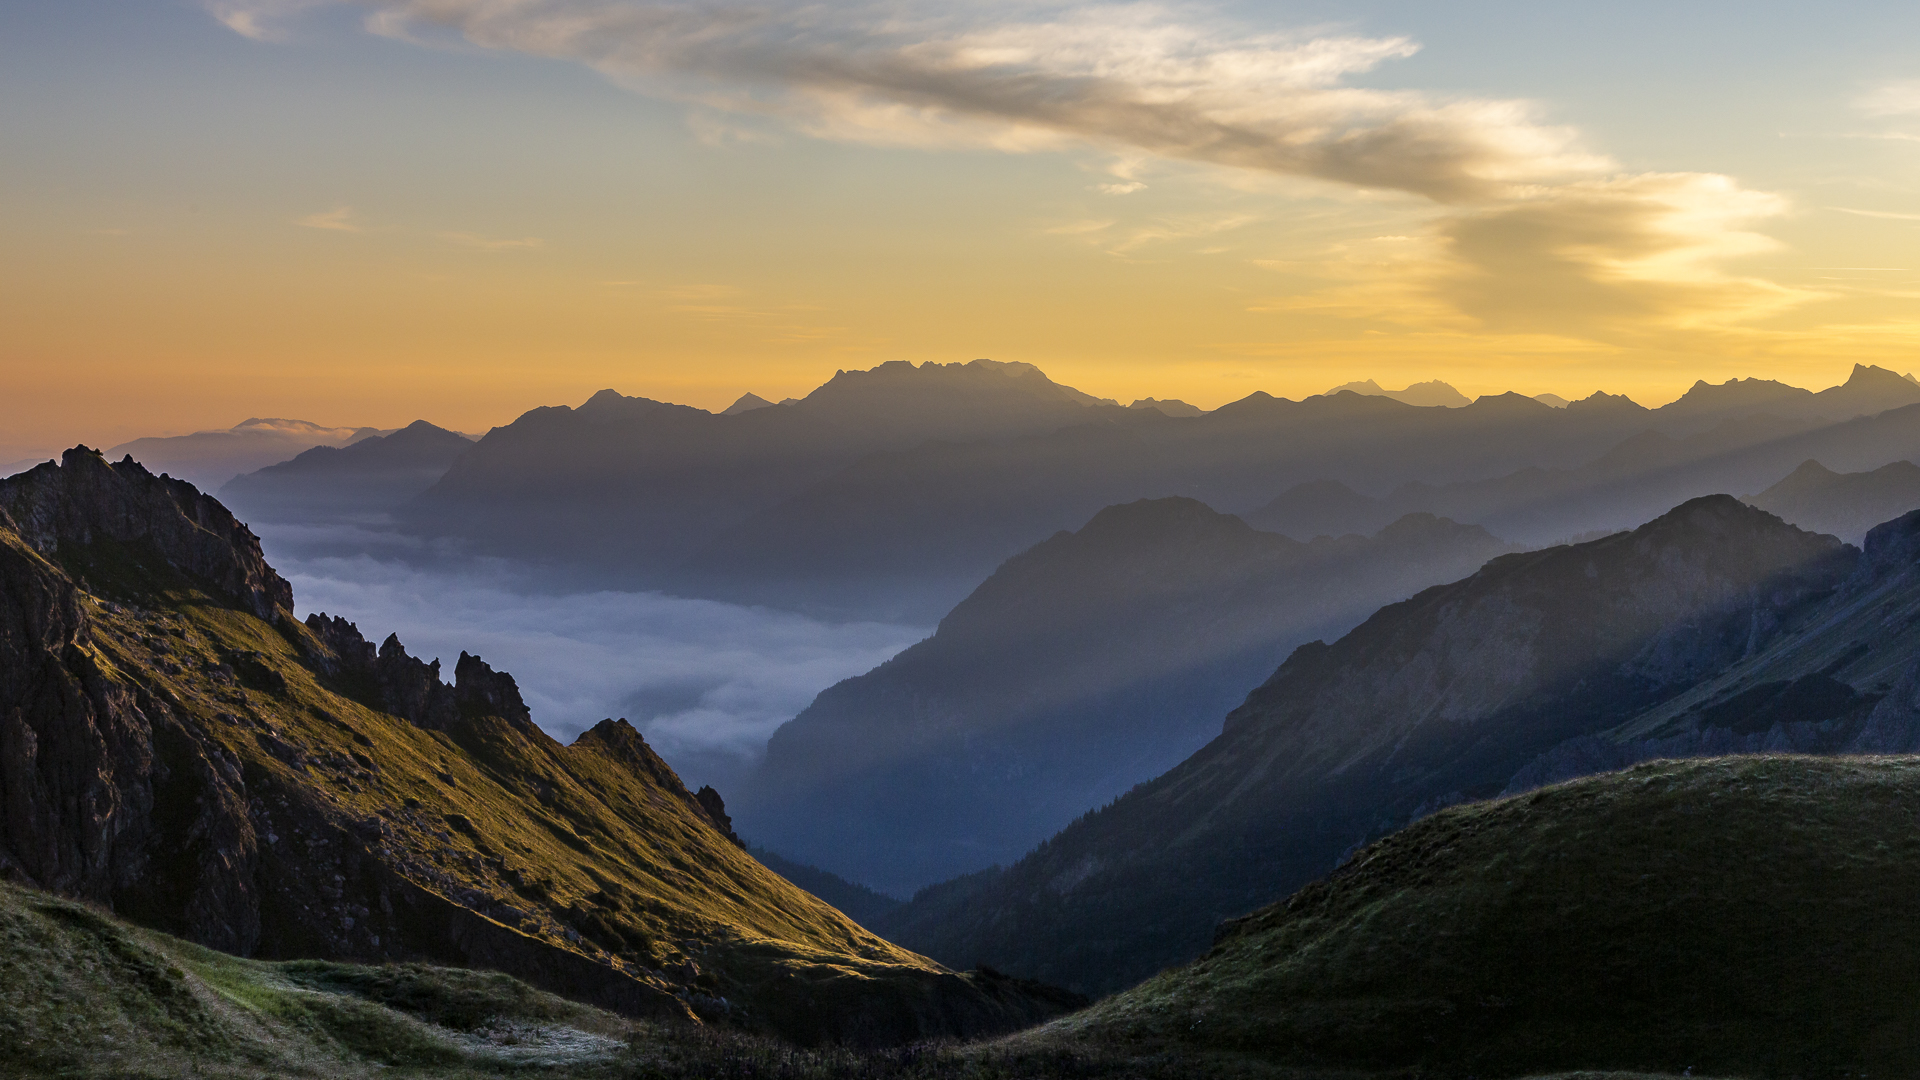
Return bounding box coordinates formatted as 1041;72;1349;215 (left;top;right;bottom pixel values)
694;786;741;846
0;447;291;619
0;448;1081;1045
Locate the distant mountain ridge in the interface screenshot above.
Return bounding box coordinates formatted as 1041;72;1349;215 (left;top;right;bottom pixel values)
401;358;1123;604
738;497;1515;895
876;496;1862;994
1744;457;1920;543
219;419;475;524
107;417;391;490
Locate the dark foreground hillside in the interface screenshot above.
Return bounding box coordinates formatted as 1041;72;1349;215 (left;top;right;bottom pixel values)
1032;755;1920;1079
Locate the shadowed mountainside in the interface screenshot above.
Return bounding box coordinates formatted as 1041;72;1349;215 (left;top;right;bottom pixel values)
1743;457;1920;543
875;496;1858;994
1032;756;1920;1079
738;498;1514;895
219;420;476;525
0;448;1080;1046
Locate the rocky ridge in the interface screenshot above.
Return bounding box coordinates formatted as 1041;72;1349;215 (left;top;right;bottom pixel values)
0;448;1078;1044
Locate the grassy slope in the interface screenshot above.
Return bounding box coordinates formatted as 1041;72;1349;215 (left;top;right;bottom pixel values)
0;878;633;1079
1033;755;1920;1079
38;529;1052;1042
0;876;1712;1080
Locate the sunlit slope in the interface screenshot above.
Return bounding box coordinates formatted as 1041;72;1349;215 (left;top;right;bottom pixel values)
0;448;1075;1045
1036;756;1920;1079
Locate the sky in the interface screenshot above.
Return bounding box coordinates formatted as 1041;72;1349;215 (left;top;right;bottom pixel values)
7;0;1920;458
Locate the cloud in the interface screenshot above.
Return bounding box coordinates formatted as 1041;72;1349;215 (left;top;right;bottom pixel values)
205;0;330;41
298;206;363;232
1857;80;1920;117
208;0;1605;202
1830;207;1920;222
1263;173;1816;338
276;547;927;790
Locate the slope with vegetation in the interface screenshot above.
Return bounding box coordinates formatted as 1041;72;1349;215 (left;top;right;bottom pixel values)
1034;755;1920;1079
0;448;1078;1046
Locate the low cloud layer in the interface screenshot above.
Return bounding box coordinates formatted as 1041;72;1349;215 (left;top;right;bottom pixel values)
277;545;927;790
211;0;1602;202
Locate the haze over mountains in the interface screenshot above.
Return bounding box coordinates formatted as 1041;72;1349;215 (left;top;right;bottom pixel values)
737;498;1513;895
873;496;1920;995
104;418;397;491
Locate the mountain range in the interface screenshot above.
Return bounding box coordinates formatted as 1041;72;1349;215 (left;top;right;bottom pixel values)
873;495;1916;994
104;418;395;491
0;448;1078;1045
737;498;1514;895
219;420;475;525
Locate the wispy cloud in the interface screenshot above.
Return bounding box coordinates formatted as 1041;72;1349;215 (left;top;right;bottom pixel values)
298;206;363;232
1829;207;1920;222
208;0;1605;203
1857;79;1920;117
1263;173;1816;338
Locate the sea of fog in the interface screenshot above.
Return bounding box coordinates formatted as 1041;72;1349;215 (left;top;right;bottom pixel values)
256;523;929;795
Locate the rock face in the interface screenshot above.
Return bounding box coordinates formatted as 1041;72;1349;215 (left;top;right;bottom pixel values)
740;497;1514;895
878;496;1856;994
1;448;292;619
0;448;1080;1045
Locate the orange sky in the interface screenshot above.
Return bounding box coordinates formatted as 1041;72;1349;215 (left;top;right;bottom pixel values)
6;1;1920;457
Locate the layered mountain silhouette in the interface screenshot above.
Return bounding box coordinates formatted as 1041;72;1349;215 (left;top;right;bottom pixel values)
1325;378;1472;408
681;365;1920;618
106;418;389;490
876;496;1875;994
1744;458;1920;543
161;360;1920;624
401;359;1119;608
737;498;1513;895
219;419;475;524
0;449;1078;1044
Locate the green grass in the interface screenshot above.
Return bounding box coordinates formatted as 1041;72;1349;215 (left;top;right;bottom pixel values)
2;877;1723;1080
1037;755;1920;1079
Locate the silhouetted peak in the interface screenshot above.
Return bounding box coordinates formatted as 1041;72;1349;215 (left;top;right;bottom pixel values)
1841;363;1914;391
1077;497;1249;544
1465;391;1555;413
1326;379;1471;408
1566;390;1647;414
722;392;775;415
1373;512;1502;548
580;388;628;409
454;651;532;727
1127;398;1205;417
